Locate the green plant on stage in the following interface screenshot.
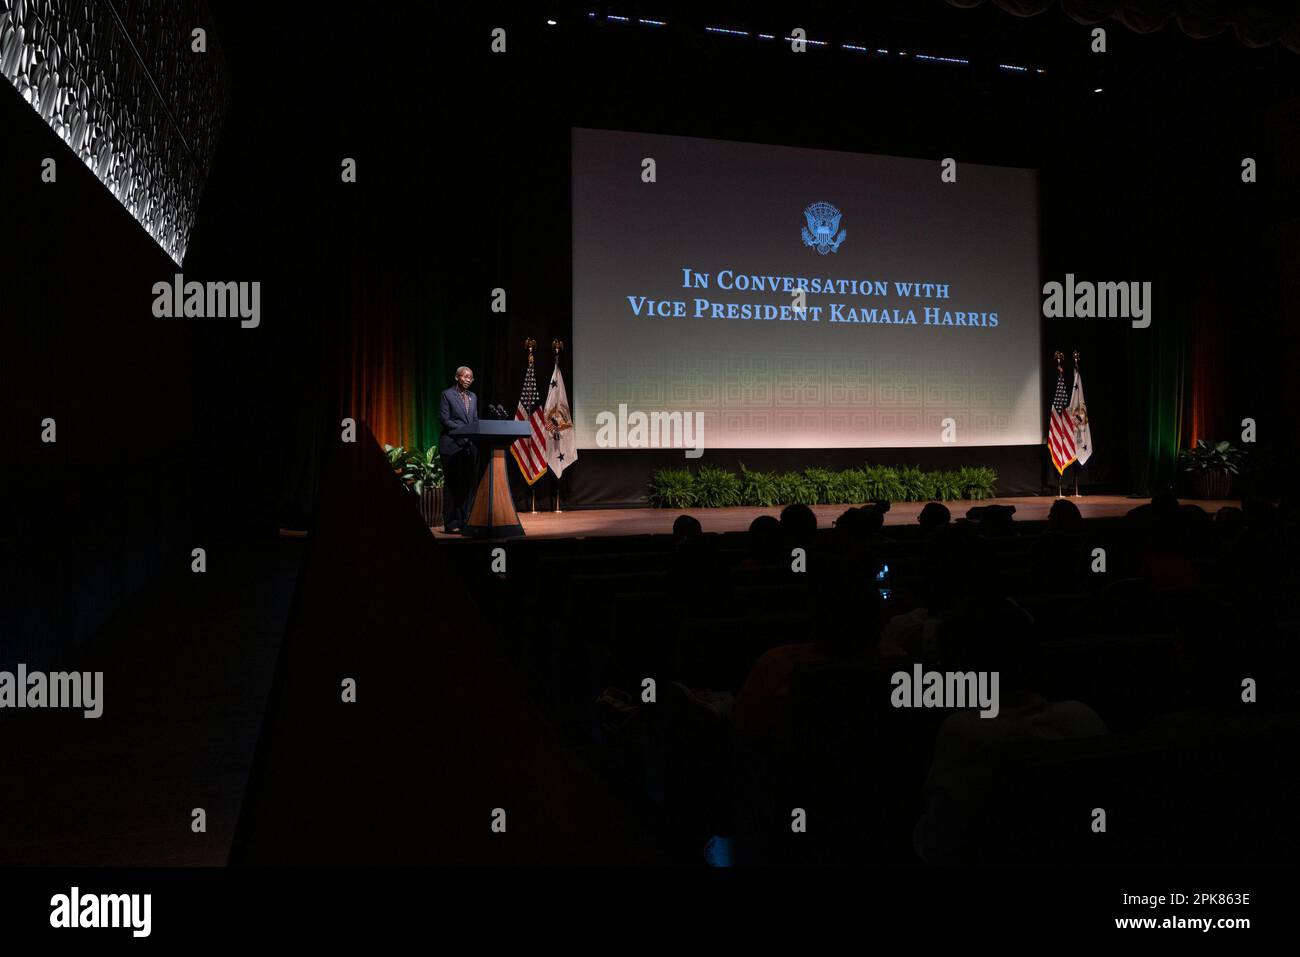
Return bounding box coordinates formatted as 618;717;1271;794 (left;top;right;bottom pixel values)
693;464;742;508
383;443;411;478
829;468;869;505
1177;439;1245;477
803;467;837;504
931;470;963;501
383;444;444;494
647;468;696;508
779;471;820;505
646;462;999;508
772;471;805;505
738;463;781;507
897;465;933;501
957;466;997;500
862;464;905;502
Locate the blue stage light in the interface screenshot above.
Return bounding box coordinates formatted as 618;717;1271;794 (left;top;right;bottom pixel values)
914;53;970;65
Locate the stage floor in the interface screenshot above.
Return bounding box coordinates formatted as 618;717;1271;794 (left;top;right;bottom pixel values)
431;495;1239;541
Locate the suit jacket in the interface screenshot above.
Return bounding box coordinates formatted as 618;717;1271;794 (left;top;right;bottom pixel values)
438;386;478;458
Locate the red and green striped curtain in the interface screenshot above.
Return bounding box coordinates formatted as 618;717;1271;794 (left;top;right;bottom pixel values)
337;269;453;454
1133;289;1223;491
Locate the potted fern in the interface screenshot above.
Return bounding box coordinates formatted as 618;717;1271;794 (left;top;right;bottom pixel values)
1177;439;1243;499
383;444;445;526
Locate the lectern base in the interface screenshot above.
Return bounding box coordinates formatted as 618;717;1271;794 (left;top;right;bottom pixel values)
461;447;526;539
461;523;524;538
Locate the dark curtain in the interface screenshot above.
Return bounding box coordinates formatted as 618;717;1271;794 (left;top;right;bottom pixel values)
945;0;1300;52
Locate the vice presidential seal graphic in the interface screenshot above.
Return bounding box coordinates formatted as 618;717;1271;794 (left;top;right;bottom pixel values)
801;201;846;254
545;390;573;443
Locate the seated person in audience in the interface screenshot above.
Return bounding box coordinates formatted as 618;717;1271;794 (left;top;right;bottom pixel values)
730;562;882;752
965;504;1017;537
918;502;951;532
669;524;723;616
1213;505;1245;544
779;503;818;550
831;507;872;561
1028;498;1088;589
878;580;944;658
1046;497;1082;532
741;514;783;569
878;524;988;658
858;505;896;545
673;514;703;542
1124;489;1177;527
1134;494;1198;587
913;596;1107;865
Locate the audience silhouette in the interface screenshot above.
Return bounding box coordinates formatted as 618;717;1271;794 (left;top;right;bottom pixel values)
522;492;1295;866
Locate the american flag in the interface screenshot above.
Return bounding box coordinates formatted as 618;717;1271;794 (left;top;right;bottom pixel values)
510;358;549;485
1048;364;1077;475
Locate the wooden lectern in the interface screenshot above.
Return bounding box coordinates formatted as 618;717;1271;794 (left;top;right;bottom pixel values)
449;420;534;538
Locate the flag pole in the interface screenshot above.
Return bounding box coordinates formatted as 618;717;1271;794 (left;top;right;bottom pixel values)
1054;350;1064;498
529;339;538;518
1073;350;1082;498
553;338;564;514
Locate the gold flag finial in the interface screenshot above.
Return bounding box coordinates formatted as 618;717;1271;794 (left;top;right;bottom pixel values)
552;339;565;355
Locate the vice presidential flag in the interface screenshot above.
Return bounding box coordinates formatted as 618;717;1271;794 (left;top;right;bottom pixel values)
1068;367;1092;465
542;361;577;479
1048;365;1077;474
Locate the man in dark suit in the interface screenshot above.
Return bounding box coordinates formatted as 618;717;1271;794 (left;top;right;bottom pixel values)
438;366;479;532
